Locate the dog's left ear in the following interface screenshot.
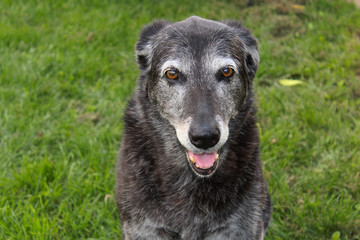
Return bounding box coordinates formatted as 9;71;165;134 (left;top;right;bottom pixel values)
135;20;171;70
222;20;259;80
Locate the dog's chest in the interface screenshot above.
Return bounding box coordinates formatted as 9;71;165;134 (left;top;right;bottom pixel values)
132;180;253;237
134;199;256;240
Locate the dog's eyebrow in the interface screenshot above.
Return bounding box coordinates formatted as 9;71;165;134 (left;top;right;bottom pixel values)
160;58;237;75
160;60;181;73
209;57;237;72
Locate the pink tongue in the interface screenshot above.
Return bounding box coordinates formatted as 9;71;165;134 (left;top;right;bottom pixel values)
188;152;217;169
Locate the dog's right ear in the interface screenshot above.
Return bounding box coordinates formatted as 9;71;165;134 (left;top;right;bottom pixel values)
135;20;171;70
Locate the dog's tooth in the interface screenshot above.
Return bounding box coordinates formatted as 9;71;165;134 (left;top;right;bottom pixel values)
189;155;195;163
216;154;219;161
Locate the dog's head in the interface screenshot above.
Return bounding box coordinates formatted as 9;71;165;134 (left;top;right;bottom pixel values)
136;16;259;177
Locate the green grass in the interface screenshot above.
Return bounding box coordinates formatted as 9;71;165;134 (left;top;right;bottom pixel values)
1;0;359;239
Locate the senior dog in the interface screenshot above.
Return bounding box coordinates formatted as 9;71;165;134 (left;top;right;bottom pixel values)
116;16;271;240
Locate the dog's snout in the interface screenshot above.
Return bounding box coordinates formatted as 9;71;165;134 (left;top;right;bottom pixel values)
189;126;220;149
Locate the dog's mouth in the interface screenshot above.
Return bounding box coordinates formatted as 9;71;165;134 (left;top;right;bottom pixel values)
186;151;219;176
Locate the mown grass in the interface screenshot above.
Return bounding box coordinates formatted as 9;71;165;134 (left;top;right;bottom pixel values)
0;0;359;239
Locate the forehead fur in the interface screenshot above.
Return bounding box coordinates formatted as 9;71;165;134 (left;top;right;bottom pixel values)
136;16;259;83
151;17;243;66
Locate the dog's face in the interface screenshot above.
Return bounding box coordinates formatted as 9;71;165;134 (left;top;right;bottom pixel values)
136;16;259;177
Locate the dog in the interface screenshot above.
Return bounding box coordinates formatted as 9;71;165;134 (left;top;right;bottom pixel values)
116;16;271;240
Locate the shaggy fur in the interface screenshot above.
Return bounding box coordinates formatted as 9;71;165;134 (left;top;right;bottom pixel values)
116;16;271;240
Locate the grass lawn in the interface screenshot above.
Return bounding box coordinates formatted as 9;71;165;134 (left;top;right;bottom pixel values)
1;0;359;239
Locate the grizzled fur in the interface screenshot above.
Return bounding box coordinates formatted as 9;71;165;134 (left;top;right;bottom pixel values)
116;16;271;239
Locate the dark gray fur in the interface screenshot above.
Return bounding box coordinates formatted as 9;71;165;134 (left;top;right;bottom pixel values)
116;16;271;239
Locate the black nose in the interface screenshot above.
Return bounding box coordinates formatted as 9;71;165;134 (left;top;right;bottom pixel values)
189;126;220;149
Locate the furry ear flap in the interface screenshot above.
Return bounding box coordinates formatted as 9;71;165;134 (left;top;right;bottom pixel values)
222;20;259;80
135;20;171;70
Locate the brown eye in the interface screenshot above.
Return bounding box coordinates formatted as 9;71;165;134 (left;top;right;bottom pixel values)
222;68;234;78
165;69;178;80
